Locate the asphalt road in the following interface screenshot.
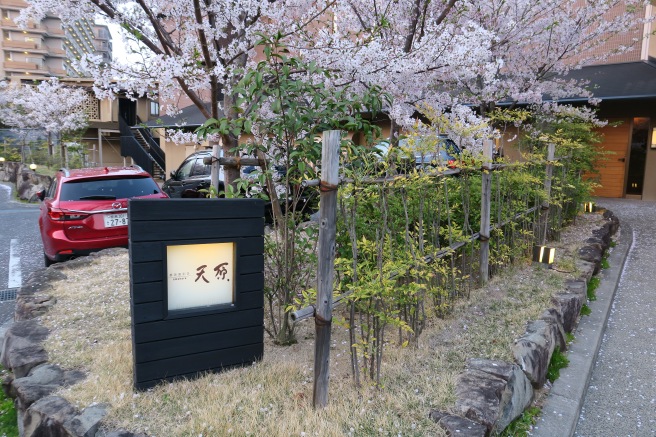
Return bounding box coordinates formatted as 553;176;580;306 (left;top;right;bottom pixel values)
0;182;42;330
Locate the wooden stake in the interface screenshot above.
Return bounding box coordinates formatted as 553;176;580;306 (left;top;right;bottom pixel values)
479;139;493;285
313;130;340;408
540;143;555;245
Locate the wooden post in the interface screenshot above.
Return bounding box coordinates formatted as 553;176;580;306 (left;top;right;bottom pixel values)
313;130;340;408
479;139;493;285
540;143;555;245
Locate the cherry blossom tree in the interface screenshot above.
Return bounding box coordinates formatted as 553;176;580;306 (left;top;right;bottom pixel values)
0;78;89;165
450;0;653;115
0;81;9;108
18;0;346;184
17;0;491;184
16;0;652;176
300;0;652;150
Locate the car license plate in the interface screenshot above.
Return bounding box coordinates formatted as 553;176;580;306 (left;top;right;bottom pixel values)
103;213;128;228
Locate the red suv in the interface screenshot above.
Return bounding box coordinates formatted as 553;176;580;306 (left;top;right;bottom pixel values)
38;166;168;266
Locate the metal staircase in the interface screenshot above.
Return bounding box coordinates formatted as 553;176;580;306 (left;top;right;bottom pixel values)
118;115;167;181
131;128;166;180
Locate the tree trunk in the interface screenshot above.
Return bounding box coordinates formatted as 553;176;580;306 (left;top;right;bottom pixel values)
61;143;68;168
210;140;221;196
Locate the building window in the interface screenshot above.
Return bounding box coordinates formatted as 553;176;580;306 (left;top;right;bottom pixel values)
26;57;43;67
97;27;110;39
78;91;100;120
150;101;160;116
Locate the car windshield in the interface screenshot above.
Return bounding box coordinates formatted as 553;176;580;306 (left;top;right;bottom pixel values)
60;177;161;201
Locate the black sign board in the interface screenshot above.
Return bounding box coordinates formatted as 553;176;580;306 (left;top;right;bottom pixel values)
129;198;264;390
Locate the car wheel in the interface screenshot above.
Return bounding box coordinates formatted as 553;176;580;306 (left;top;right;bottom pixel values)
44;252;55;267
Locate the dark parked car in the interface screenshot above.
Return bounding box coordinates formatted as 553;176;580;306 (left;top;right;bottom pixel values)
164;150;317;222
37;166;168;266
161;150;223;198
374;135;462;171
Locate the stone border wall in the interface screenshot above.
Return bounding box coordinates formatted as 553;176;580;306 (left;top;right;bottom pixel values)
428;209;619;436
0;161;52;202
0;249;145;437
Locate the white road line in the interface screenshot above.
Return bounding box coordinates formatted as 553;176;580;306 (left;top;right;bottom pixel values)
0;184;9;202
8;239;21;288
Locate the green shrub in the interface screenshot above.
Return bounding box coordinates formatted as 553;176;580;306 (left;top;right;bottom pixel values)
500;406;541;436
0;367;18;437
587;277;600;301
566;332;575;344
547;347;570;383
601;254;610;270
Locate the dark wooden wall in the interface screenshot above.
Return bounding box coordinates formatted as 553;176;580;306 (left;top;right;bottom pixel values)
129;198;264;390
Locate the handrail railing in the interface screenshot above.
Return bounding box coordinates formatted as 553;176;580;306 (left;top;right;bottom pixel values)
134;117;165;171
119;115;155;176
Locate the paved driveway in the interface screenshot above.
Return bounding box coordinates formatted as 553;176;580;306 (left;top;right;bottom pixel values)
575;199;656;436
0;183;42;334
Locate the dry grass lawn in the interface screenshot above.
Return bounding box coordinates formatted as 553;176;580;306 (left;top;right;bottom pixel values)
39;212;608;437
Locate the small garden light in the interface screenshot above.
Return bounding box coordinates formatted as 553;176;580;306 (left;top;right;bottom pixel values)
29;163;37;171
583;201;595;213
533;245;556;267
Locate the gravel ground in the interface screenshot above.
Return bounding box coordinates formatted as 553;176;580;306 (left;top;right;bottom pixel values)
575;199;656;437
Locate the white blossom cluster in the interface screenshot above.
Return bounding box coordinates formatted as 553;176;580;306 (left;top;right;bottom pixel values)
0;77;88;136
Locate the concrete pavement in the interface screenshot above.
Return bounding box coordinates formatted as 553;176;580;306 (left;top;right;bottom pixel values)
532;199;656;437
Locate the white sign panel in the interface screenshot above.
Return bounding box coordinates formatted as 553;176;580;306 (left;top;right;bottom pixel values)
166;242;235;311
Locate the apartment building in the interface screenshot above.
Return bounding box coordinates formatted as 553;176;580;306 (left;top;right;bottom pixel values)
0;0;111;80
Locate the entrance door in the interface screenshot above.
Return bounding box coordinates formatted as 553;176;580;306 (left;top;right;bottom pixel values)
119;98;137;126
592;119;630;198
626;117;649;196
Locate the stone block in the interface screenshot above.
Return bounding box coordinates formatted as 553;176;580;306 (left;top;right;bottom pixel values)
512;320;557;388
602;210;619;235
551;292;583;333
578;245;602;274
575;260;596;283
22;396;77;437
455;358;533;433
429;410;488;436
11;364;85;409
64;403;109;437
565;280;586;299
1;320;49;378
539;309;567;352
592;222;612;249
103;430;150;437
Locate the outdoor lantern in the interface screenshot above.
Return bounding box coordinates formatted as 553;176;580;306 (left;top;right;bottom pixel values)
533;245;556;267
583;201;595;213
29;163;37;171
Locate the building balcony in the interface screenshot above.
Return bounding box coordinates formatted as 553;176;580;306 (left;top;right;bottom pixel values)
0;19;39;30
47;47;66;56
45;26;65;36
3;59;41;70
2;0;29;7
2;40;38;50
47;68;66;76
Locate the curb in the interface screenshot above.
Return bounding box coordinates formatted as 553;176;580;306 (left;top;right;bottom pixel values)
531;222;632;436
